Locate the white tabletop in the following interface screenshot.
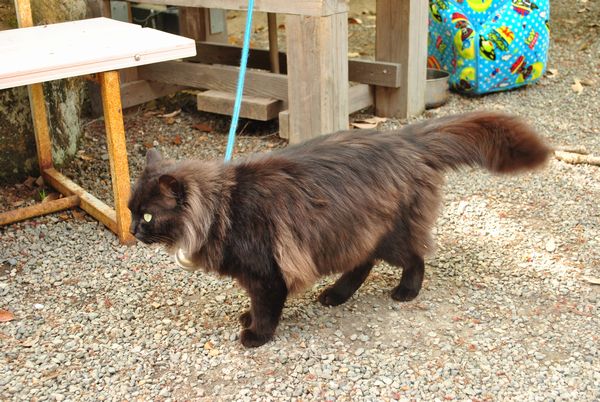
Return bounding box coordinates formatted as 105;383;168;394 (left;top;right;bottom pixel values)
0;17;196;89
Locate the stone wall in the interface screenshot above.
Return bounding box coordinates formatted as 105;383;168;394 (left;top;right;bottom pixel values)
0;0;90;184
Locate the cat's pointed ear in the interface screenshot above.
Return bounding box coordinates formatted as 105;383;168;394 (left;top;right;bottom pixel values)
146;149;162;166
158;174;183;199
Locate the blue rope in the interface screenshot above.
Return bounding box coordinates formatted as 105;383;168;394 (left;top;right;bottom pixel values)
224;0;255;162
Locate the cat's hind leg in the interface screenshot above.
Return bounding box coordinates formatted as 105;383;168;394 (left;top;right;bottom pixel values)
239;272;288;348
390;251;425;301
318;260;374;306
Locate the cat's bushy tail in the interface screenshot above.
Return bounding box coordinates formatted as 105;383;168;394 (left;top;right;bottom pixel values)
412;112;551;173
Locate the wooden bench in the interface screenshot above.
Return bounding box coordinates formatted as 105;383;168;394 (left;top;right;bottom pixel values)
118;0;428;143
0;3;196;244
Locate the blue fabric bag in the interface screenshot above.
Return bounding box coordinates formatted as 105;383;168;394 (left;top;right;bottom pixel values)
427;0;550;94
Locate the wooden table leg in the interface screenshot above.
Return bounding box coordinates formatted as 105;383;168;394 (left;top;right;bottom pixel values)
98;71;135;245
375;0;428;118
285;12;349;144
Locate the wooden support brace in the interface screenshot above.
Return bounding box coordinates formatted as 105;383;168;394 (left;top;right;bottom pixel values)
191;42;402;88
43;169;118;234
138;61;288;101
0;195;80;226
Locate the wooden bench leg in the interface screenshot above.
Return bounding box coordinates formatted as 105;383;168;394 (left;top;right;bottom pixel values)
285;12;349;144
98;71;135;245
375;0;428;118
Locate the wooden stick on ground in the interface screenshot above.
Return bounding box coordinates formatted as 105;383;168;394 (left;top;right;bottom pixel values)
554;145;589;155
554;150;600;166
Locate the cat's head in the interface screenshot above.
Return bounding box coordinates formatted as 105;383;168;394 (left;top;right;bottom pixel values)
128;149;186;246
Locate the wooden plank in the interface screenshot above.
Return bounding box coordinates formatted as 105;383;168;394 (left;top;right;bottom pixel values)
349;84;374;113
278;110;289;140
197;90;282;121
99;71;136;245
192;42;401;88
121;80;184;109
0;195;80;226
375;0;428;118
138;61;289;101
43;168;118;234
179;7;228;43
285;12;348;143
131;0;347;16
0;18;196;89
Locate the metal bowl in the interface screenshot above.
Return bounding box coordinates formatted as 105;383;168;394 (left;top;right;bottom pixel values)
425;68;450;109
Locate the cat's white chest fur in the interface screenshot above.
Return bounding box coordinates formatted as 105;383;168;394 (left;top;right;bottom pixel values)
174;248;200;272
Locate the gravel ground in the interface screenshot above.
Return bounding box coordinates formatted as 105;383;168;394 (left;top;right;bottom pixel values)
1;0;599;401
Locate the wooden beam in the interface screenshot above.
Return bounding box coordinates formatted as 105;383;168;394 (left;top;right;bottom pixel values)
191;42;402;88
132;0;347;16
375;0;428;118
197;90;282;121
121;80;184;109
0;195;80;226
138;61;289;101
285;12;348;143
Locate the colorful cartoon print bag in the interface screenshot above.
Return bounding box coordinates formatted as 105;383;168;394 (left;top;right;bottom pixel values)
427;0;550;94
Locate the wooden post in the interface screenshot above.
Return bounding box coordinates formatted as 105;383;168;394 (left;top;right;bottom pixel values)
179;7;228;43
267;13;280;74
98;71;135;245
285;12;348;144
375;0;428;118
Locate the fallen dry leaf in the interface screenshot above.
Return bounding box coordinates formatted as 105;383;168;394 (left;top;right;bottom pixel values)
158;109;181;119
77;153;94;161
204;341;214;350
351;122;377;129
71;209;86;221
583;276;600;285
41;192;61;204
172;135;183;145
348;17;363;25
35;176;44;187
572;78;583;94
143;110;161;118
164;117;176;125
0;309;15;323
193;123;213;132
23;176;36;189
580;78;596;87
351;116;388;129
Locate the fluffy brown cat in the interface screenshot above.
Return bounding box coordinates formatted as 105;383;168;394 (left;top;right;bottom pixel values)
128;112;550;347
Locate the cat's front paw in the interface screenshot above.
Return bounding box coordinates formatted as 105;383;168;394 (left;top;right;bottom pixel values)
239;310;252;328
240;329;273;348
391;285;420;302
318;287;350;306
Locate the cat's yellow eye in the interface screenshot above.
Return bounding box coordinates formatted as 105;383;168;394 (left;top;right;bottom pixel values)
143;213;153;223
